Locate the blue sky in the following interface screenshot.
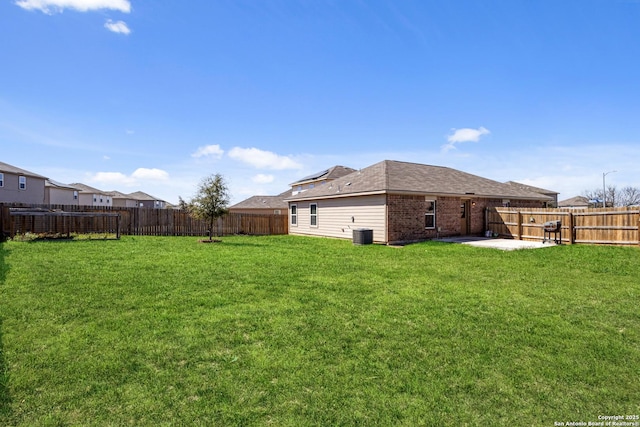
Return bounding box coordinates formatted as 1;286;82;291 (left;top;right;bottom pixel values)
2;0;639;204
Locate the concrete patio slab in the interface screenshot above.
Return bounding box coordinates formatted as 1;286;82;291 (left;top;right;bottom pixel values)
435;236;557;251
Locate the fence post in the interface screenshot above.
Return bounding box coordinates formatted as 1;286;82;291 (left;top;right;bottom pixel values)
517;210;523;240
568;212;575;245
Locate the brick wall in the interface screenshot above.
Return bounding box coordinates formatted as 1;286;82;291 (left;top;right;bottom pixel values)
386;194;547;244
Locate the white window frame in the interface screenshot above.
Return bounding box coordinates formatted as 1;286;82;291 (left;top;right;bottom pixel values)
290;204;297;226
19;176;26;190
310;203;318;227
425;200;436;229
0;173;4;187
73;191;78;200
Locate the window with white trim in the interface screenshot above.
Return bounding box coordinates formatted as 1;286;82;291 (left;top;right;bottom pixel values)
73;191;78;200
425;200;436;229
0;173;4;187
290;204;297;226
310;203;318;227
19;176;26;190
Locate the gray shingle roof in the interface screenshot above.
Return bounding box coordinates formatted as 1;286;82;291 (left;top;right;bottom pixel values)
505;181;559;195
69;183;107;194
288;160;553;201
230;189;291;209
45;179;78;190
0;161;48;179
558;196;591;207
127;191;163;201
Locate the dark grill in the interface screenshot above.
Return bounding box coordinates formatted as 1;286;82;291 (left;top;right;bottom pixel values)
543;220;561;232
543;220;562;244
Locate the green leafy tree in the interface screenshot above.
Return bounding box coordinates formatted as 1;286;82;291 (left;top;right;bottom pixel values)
187;173;230;240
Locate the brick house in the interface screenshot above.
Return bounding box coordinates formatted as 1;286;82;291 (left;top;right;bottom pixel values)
287;160;553;245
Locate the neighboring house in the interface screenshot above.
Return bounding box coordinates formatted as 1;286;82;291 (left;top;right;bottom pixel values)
230;165;355;215
287;160;554;245
70;183;113;207
0;161;47;204
45;180;79;205
505;181;558;207
558;196;592;209
109;190;140;208
228;189;291;215
290;165;357;195
128;191;167;209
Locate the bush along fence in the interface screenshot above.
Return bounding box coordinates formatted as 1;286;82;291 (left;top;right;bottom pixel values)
486;207;640;246
0;204;288;239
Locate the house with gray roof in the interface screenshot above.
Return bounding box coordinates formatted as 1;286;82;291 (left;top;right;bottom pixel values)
229;165;356;215
69;183;113;207
558;195;592;209
287;160;554;245
127;191;167;209
229;189;292;215
0;161;48;204
45;179;79;205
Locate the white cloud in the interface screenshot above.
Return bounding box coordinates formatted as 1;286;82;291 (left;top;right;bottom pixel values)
442;126;491;152
89;168;169;187
132;168;169;181
104;19;130;34
15;0;131;14
228;147;302;170
90;171;134;186
252;174;274;184
191;144;224;159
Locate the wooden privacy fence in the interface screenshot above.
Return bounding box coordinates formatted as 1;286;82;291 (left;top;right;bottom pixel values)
0;204;288;239
486;207;640;246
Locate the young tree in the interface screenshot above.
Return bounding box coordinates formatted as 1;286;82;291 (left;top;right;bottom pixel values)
187;173;231;241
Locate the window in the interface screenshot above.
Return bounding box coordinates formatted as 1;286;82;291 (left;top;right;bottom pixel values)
290;205;297;226
0;173;4;187
19;176;26;190
310;203;318;227
425;200;436;229
309;183;315;189
73;191;78;200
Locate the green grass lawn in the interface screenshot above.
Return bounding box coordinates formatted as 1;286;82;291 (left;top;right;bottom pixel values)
1;235;639;426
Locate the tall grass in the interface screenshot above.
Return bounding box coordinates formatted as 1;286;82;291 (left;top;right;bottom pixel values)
1;236;638;426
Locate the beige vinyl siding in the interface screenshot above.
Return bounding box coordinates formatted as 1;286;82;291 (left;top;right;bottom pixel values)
288;194;387;242
45;187;78;205
0;173;46;204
